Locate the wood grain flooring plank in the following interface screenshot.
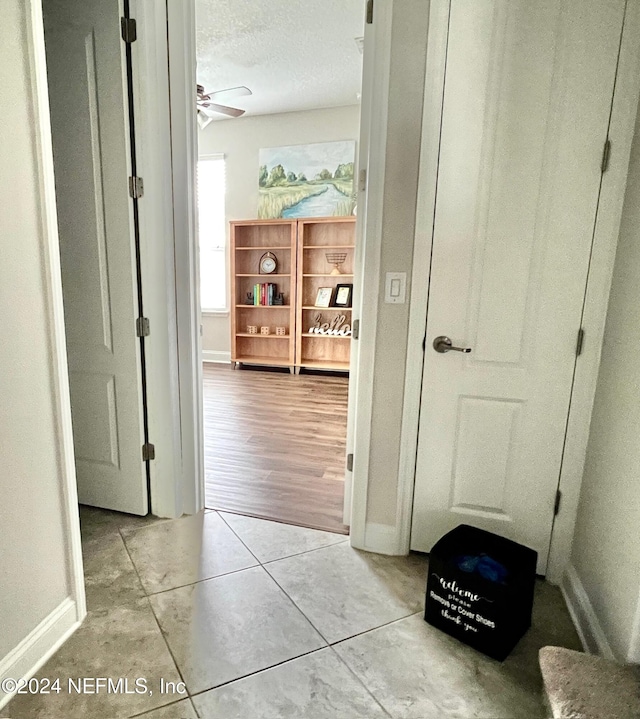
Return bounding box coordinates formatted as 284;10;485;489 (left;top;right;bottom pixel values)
203;364;349;534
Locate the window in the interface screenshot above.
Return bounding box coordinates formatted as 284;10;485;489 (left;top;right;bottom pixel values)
198;155;227;311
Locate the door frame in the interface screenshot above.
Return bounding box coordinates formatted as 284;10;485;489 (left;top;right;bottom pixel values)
29;0;85;619
129;0;391;523
165;0;205;517
344;0;393;529
397;0;640;584
166;0;390;528
127;0;204;518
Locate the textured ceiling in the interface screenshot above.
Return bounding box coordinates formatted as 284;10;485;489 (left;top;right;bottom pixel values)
195;0;365;120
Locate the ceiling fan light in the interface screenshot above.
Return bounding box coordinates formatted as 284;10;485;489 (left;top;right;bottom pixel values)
197;111;214;130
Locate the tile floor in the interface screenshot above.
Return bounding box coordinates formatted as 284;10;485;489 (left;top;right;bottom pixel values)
6;507;582;718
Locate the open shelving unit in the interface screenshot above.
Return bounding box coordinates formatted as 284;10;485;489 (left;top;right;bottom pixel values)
230;217;356;373
230;220;297;371
296;217;356;372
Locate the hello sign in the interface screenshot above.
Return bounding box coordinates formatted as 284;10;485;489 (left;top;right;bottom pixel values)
309;313;352;336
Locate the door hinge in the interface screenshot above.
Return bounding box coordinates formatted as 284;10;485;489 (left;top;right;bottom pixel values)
352;319;359;340
366;0;374;24
601;139;611;173
121;17;137;43
136;317;150;337
554;489;562;516
346;453;354;472
359;168;367;192
142;443;155;461
128;176;144;199
576;327;585;357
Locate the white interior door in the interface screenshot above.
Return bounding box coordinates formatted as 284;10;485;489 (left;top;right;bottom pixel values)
43;0;148;514
411;0;625;572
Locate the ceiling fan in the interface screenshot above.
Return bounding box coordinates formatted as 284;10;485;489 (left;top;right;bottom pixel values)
196;84;252;125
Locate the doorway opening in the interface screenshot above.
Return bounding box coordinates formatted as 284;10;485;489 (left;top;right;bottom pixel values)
195;0;365;534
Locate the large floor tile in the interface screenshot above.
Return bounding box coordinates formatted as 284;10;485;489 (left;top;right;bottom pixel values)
82;531;145;611
149;566;325;694
6;600;183;719
131;699;198;718
334;613;545;719
265;542;428;643
79;505;167;543
220;511;347;563
192;648;388;718
123;511;258;593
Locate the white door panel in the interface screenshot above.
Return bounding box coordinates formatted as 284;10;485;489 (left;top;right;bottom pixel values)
44;0;147;514
411;0;624;572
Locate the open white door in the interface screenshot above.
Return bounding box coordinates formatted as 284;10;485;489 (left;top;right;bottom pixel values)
411;0;625;573
43;0;148;514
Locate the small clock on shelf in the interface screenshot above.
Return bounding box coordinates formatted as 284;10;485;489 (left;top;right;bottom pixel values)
259;251;278;274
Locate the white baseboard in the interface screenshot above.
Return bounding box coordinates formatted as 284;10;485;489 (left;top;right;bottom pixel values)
0;597;81;709
202;350;231;364
355;522;406;555
561;564;615;660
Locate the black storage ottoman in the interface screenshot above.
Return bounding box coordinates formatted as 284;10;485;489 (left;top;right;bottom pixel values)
425;524;537;661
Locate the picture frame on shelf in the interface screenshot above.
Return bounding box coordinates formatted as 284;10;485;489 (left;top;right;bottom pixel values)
333;283;353;308
315;287;333;308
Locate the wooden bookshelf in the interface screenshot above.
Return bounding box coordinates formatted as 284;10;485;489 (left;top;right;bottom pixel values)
296;217;356;372
230;217;356;372
230;220;297;371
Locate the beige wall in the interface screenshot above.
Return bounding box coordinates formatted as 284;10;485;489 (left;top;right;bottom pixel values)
364;0;429;525
0;0;77;663
570;105;640;661
198;104;361;357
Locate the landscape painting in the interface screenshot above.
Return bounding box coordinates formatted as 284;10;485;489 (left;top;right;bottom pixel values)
258;140;356;219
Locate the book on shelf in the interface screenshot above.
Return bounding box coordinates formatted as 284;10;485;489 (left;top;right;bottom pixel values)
252;283;279;306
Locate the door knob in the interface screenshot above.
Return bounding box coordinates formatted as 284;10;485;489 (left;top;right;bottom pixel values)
433;335;472;354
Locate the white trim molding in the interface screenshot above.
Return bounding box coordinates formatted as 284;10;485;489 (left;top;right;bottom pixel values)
202;350;231;364
627;591;640;663
167;0;205;516
347;0;393;549
27;0;85;620
129;0;184;519
547;0;640;583
0;599;81;709
561;565;615;660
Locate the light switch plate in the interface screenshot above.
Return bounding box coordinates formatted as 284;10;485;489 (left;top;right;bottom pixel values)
385;272;407;304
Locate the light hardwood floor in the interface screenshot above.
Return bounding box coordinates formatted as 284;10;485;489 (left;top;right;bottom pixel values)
203;363;349;534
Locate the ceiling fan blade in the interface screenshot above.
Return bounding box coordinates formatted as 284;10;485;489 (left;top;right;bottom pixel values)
209;85;252;101
206;102;245;118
